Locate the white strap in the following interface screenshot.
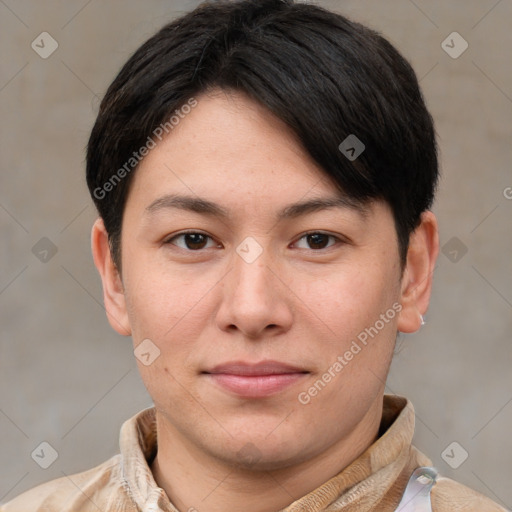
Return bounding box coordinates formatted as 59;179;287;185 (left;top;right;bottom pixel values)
395;466;437;512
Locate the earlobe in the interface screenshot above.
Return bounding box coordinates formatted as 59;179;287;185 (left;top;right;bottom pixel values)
91;218;132;336
397;211;439;334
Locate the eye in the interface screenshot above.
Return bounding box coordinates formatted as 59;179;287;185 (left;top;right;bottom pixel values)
164;231;219;251
293;232;340;250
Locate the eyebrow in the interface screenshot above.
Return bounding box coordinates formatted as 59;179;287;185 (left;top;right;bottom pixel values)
144;193;369;221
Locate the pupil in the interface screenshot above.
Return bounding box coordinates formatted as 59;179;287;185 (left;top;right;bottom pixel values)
186;233;206;250
308;234;328;249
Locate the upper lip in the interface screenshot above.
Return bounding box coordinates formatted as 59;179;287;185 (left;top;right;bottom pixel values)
205;360;309;376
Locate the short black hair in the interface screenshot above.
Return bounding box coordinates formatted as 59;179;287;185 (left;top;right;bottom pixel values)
86;0;439;270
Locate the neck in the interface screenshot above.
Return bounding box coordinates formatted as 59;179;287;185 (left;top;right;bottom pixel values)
150;400;383;512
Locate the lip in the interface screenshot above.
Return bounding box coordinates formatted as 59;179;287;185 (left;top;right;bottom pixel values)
203;360;309;398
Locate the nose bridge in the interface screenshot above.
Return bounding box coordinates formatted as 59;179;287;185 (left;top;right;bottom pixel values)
231;236;275;304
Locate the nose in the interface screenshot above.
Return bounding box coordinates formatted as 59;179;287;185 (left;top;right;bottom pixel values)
214;244;294;340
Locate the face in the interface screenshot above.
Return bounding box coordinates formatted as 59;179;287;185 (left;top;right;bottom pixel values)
95;89;430;471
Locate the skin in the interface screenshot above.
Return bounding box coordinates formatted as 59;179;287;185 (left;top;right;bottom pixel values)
92;89;439;512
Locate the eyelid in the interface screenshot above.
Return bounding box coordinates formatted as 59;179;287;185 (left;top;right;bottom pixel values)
291;231;347;250
164;230;219;248
164;229;209;240
164;230;349;251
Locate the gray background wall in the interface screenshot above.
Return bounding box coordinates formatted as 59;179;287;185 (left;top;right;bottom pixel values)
1;0;511;507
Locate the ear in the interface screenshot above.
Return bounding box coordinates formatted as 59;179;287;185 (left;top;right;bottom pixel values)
91;217;132;336
397;211;439;333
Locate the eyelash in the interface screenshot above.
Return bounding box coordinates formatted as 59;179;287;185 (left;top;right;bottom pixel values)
164;230;344;252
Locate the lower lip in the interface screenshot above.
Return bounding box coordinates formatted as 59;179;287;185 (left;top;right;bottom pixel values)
206;373;307;398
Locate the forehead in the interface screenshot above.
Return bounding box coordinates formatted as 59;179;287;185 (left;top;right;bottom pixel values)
124;89;378;225
130;91;324;192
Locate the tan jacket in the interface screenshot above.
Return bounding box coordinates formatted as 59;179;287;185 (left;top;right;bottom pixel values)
0;395;507;511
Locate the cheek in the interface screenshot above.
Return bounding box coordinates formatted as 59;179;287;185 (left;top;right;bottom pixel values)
293;268;399;419
126;272;207;406
124;267;216;372
297;262;400;399
124;262;194;335
298;262;399;342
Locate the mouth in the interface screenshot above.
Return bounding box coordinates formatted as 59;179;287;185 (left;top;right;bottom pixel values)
202;360;310;398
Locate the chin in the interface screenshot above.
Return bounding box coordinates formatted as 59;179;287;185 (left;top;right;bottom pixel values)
209;431;314;473
224;445;305;473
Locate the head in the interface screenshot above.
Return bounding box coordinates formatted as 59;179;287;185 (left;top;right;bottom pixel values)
89;0;439;471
